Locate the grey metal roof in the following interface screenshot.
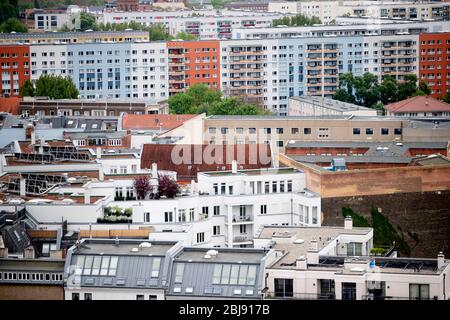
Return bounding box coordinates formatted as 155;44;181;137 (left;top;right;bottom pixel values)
167;247;268;299
289;96;374;112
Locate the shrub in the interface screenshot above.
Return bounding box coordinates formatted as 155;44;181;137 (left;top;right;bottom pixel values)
371;248;388;256
133;175;152;199
158;174;180;199
124;208;133;217
97;217;104;223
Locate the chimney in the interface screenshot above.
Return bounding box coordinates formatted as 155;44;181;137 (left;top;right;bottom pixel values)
115;235;119;246
231;160;238;174
97;147;102;159
296;256;307;270
437;252;445;269
24;246;35;259
38;138;45;154
344;216;353;230
99;168;104;181
152;162;158;178
20;179;26;197
30;129;36;145
84;187;91;204
306;239;319;265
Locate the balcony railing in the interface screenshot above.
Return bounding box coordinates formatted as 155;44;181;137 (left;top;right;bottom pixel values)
233;235;252;242
233;215;253;222
266;292;336;300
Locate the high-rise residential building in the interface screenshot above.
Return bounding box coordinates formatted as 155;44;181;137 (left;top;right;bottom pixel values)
419;32;450;99
0;45;31;97
167;40;221;95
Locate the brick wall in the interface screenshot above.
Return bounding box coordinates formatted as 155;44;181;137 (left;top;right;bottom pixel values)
321;191;450;258
0;284;63;300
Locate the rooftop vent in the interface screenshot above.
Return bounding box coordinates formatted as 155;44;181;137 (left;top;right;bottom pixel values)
294;239;305;244
206;249;219;257
139;242;152;248
131;247;139;252
203;254;212;259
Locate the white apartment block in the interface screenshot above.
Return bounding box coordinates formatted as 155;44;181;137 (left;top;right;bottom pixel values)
7;164;321;249
100;9;291;40
29;42;168;100
34;12;71;31
255;223;450;300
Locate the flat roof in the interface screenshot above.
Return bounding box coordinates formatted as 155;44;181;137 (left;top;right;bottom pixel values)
175;247;267;264
200;167;300;177
73;239;177;256
289;96;375;112
0;258;65;272
258;225;372;268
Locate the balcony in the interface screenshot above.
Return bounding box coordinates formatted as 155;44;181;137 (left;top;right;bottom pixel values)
232;215;253;223
233;235;252;243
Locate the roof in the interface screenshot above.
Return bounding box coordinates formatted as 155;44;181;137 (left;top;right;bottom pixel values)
410;154;450;166
385;96;450;113
140;144;272;180
0;97;21;115
286;141;448;149
289;96;375;113
168;247;268;299
258;226;372;268
121;114;197;131
0;258;65;272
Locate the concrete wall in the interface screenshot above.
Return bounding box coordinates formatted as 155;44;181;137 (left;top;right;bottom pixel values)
321;190;450;258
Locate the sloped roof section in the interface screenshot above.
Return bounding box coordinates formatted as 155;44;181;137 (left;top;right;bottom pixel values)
122;114;197;131
385;96;450;113
141;144;272;180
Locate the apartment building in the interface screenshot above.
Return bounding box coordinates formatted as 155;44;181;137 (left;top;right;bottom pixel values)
419;32;450;98
34;10;71;31
255;225;450;300
0;31;150;45
0;45;30;97
30;42;168;100
64;239;270;300
100;9;290;40
167;40;221;95
231;19;449;40
220;37;363;115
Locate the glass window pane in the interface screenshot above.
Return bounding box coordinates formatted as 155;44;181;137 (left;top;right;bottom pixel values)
100;256;110;275
83;256;93;275
91;256;102;275
108;257;118;276
230;265;239;285
221;264;231;284
238;265;248;285
175;263;184;283
151;258;161;278
246;265;257;285
75;256;85;275
212;264;222;284
420;285;429;299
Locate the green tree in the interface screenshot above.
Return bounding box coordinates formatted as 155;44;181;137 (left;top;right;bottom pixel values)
0;0;17;24
443;91;450;104
0;17;28;33
168;93;196;114
148;23;171;41
174;31;197;40
34;75;79;99
379;76;398;104
398;74;418;101
78;12;97;31
417;81;431;96
272;14;321;27
19;79;35;97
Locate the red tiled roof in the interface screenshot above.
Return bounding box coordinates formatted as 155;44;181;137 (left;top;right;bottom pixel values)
385;96;450;113
0;97;21;115
141;144;272;180
121;114;197;130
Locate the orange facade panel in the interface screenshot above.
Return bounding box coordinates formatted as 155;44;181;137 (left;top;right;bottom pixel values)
418;33;450;99
0;45;30;97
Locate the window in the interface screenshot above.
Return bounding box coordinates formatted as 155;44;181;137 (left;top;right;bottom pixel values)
84;293;92;300
264;181;270;193
202;206;209;218
100;256;110;275
353;128;361;135
221;264;231;284
381;128;389;135
108;257;118;276
72;293;80;300
274;278;293;297
236;127;243;134
264;128;271;134
196;232;205;243
304;128;311;134
151;258;161;278
136;295;144;300
260;205;267;214
174;263;185;283
394;128;402;135
144;212;150;223
212;264;222;284
208;127;216;134
213;206;220;216
164;211;173;222
213;225;220;235
239;224;246;234
366;128;373;135
272;181;277;193
230;265;239;285
347;242;362;256
287;180;292;192
221;127;228;134
249;128;256;134
83;256;93;275
291;128;299;134
409;284;429;300
91;256;101;275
